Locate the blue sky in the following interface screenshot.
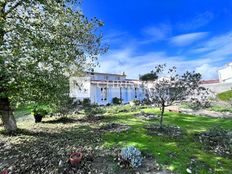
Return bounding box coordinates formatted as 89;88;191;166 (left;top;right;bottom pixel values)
81;0;232;79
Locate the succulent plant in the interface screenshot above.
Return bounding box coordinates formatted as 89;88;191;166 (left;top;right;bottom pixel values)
120;146;142;168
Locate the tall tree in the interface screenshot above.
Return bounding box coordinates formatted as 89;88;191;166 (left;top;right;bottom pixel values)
139;70;158;81
0;0;106;132
143;64;202;129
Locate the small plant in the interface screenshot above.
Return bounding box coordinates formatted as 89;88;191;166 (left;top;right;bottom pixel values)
32;107;48;123
188;97;211;110
130;99;140;106
56;97;79;116
82;98;91;107
112;97;122;105
84;104;105;118
120;146;142;168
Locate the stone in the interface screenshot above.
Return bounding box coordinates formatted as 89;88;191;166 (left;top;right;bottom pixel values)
186;168;192;173
58;160;63;167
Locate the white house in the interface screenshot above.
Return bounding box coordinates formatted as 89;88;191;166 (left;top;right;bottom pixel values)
69;72;146;105
218;62;232;83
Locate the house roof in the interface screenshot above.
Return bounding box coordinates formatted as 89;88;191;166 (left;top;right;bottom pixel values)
200;79;219;84
85;71;126;76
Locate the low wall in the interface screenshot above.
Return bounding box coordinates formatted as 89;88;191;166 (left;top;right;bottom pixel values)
201;82;232;94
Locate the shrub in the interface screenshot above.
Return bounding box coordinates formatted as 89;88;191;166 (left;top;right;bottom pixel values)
120;146;142;168
112;97;122;105
187;97;211;110
130;99;140;106
56;97;79;115
142;98;151;105
82;98;91;107
32;107;48;123
84;104;104;118
32;107;48;116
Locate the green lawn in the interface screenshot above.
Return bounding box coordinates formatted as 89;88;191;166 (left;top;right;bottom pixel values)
209;105;232;113
217;90;232;101
1;106;232;173
103;108;232;173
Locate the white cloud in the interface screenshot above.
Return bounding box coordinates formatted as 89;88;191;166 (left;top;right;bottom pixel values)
192;32;232;59
95;29;232;80
170;32;208;46
195;64;219;80
97;47;221;80
178;11;214;31
141;24;172;43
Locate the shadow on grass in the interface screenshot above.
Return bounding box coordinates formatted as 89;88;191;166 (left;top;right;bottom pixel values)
42;117;78;124
0;125;103;173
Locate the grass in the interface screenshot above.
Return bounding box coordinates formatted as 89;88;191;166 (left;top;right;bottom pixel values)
217;90;232;101
1;105;232;173
103;107;232;173
209;105;232;113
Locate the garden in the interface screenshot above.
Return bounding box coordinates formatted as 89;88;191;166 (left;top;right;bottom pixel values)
1;101;232;174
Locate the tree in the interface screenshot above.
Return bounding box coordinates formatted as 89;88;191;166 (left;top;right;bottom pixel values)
143;64;202;129
139;70;158;81
0;0;106;132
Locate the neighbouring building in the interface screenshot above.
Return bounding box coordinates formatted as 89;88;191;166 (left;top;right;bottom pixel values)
218;62;232;83
70;72;146;105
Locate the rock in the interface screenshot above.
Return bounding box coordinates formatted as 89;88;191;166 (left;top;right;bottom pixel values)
58;160;63;167
186;168;192;173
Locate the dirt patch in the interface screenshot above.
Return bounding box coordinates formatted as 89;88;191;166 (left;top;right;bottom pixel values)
134;112;160;120
186;157;215;174
145;124;184;139
194;127;232;158
100;123;131;133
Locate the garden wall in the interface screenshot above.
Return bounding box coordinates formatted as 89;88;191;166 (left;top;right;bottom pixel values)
201;82;232;94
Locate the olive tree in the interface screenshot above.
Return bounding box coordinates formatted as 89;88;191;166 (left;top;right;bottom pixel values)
143;64;202;129
0;0;106;132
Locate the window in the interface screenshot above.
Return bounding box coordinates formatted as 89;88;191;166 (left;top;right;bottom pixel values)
135;88;137;98
101;87;107;101
105;75;108;80
120;87;122;99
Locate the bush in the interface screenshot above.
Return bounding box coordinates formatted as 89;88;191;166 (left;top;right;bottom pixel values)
142;98;151;105
130;99;140;106
106;105;138;114
56;97;79;115
84;104;105;118
187;97;211;110
32;107;48;123
120;146;143;168
82;98;91;107
112;97;122;105
32;107;48;116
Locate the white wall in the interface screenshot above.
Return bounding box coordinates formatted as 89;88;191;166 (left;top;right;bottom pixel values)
86;72;126;81
89;84;145;105
218;64;232;83
201;82;232;94
69;77;91;100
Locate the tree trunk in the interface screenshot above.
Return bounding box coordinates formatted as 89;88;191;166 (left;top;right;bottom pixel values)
159;103;165;129
0;2;17;132
0;97;17;132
